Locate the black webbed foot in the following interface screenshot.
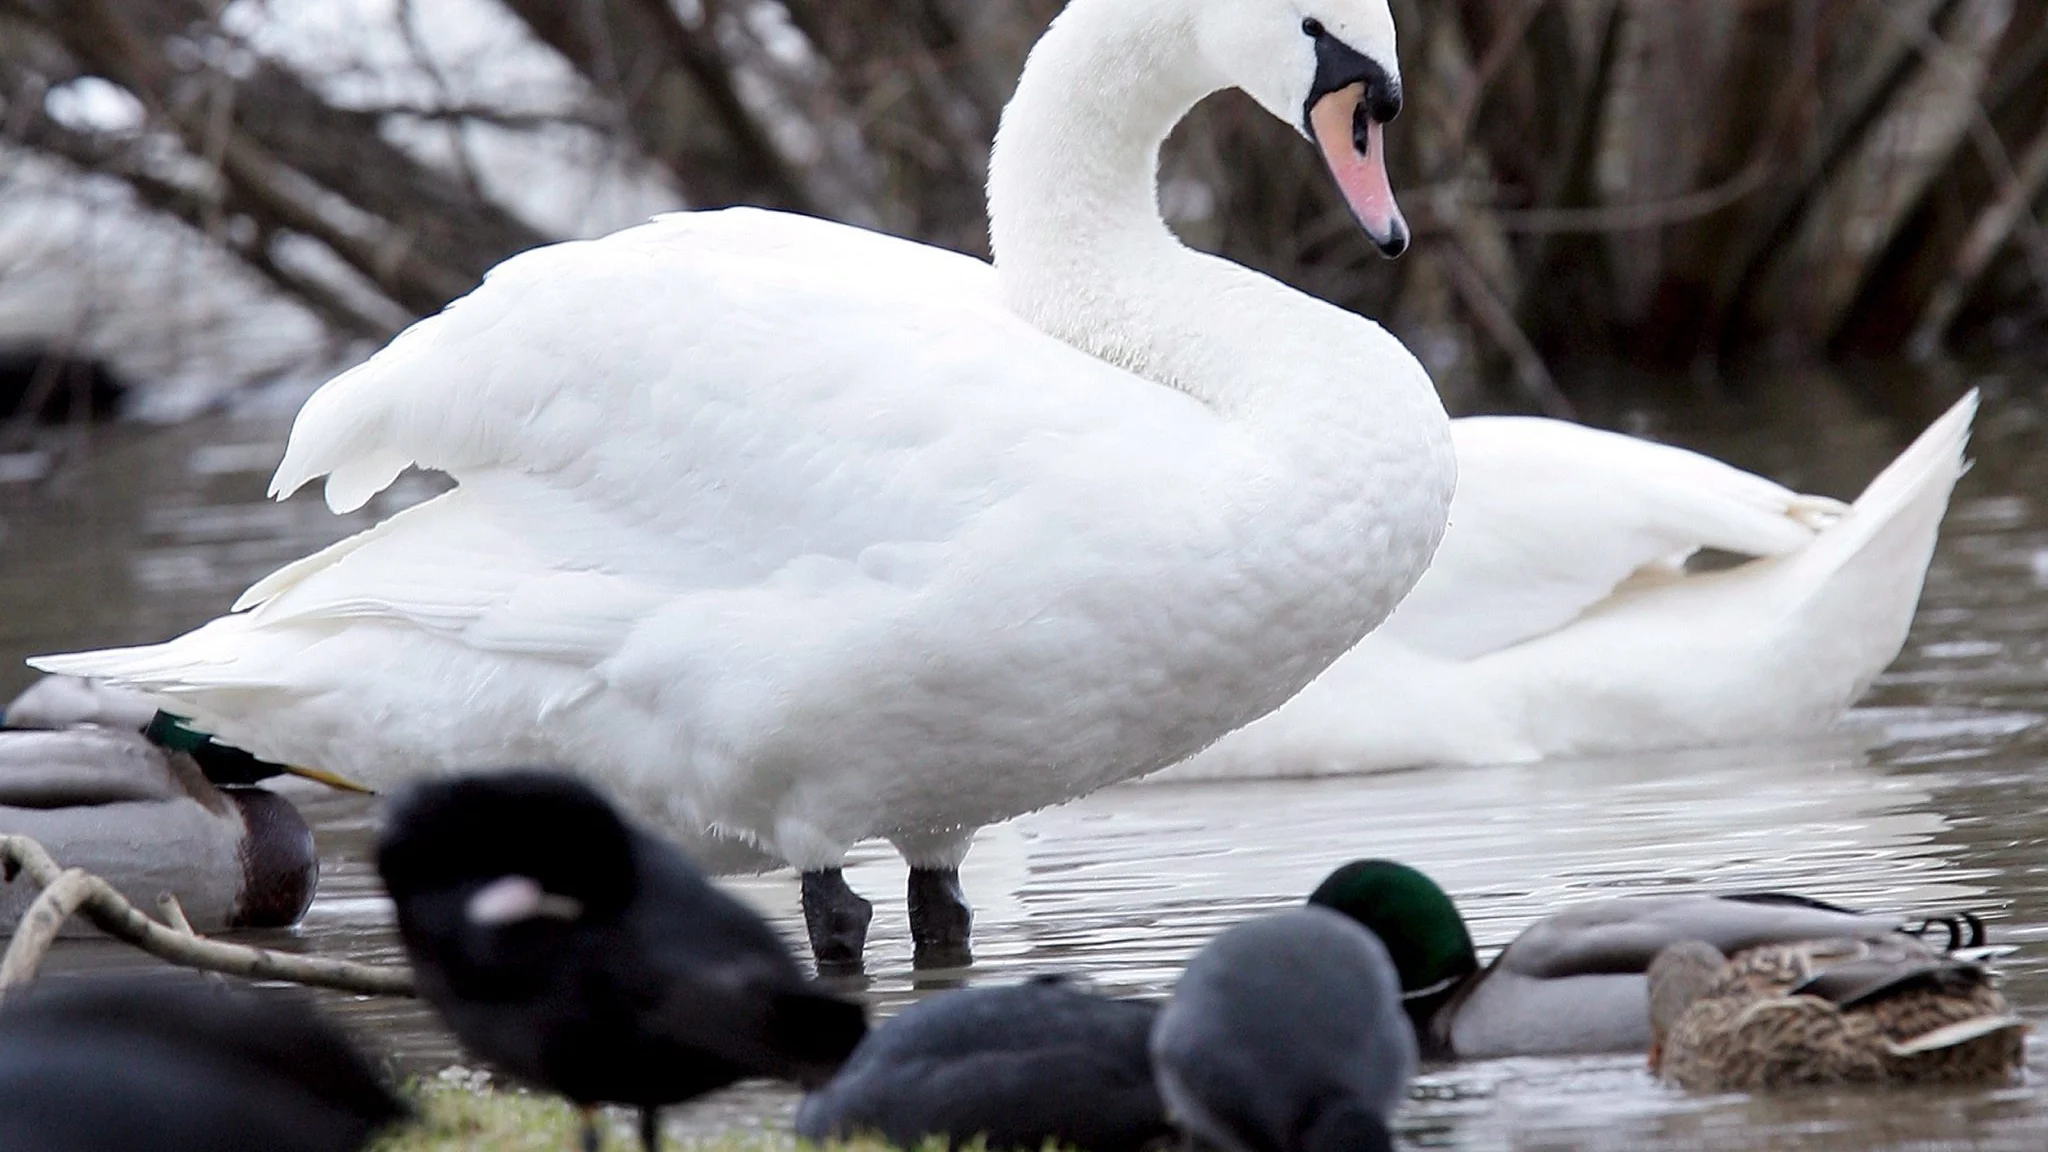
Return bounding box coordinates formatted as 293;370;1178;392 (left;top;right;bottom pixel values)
908;866;973;969
802;868;874;975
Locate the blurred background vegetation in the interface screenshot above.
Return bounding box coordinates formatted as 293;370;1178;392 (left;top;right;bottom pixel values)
2;0;2046;421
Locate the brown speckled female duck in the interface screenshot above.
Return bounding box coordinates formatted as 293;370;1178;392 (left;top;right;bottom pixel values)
1647;935;2026;1091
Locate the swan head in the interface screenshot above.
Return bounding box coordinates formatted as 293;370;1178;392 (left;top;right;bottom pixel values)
1196;1;1408;256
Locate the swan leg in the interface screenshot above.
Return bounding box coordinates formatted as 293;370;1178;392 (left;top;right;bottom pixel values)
801;868;873;974
640;1106;662;1151
578;1105;601;1152
888;829;975;969
907;866;973;968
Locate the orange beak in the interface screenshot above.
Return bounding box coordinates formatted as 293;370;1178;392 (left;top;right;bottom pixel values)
1310;83;1408;257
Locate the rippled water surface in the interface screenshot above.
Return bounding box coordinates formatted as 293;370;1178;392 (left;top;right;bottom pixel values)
3;374;2047;1150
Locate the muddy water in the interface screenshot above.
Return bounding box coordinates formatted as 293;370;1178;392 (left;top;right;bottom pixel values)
2;373;2046;1150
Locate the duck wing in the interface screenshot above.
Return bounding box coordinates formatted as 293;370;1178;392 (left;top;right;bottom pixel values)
0;728;186;806
1499;893;1905;979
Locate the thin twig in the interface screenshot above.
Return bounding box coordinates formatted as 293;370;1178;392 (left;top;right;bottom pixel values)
1444;0;1547;155
158;891;230;989
1435;238;1576;418
156;891;198;937
1715;0;1971;348
1911;111;2048;356
1481;161;1774;235
0;835;414;997
0;869;96;995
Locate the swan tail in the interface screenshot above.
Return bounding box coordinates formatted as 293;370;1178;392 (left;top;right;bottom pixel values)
29;618;285;700
1767;389;1976;698
1792;390;1975;585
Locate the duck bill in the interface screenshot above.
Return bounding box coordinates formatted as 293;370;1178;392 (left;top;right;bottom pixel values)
1310;83;1409;258
281;762;378;794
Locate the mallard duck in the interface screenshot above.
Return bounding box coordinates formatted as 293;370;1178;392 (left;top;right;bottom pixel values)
376;771;867;1152
1307;860;1984;1059
1152;907;1415;1152
0;676;372;934
4;673;371;792
1647;935;2026;1090
0;973;407;1151
797;974;1167;1152
0;725;320;933
34;0;1457;974
1;674;158;732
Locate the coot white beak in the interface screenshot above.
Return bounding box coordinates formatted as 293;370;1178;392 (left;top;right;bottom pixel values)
466;874;585;926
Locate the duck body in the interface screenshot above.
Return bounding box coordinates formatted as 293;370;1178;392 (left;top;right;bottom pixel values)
35;0;1453;968
1152;907;1415;1152
1648;936;2026;1091
1309;860;1981;1060
376;771;867;1150
0;674;158;732
0;726;317;933
1435;893;1956;1060
1161;392;1975;779
0;974;405;1152
797;975;1167;1152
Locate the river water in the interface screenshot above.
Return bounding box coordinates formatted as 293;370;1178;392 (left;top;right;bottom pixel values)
1;370;2045;1150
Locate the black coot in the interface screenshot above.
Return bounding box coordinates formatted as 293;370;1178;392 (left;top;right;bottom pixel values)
798;974;1168;1151
376;769;867;1151
1151;907;1416;1152
0;974;406;1152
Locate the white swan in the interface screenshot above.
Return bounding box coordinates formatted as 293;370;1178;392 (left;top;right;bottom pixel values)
1157;392;1976;780
33;0;1454;969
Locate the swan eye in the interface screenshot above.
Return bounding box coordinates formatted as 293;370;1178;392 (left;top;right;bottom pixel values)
1302;16;1326;37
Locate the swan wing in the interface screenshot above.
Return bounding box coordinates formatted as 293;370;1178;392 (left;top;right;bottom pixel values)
36;207;1247;769
1376;417;1840;660
243;207;1228;621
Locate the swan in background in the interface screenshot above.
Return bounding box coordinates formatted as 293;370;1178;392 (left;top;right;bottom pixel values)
34;0;1456;971
1158;391;1975;779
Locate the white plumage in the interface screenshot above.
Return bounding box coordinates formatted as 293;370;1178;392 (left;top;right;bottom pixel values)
35;0;1455;957
1160;392;1976;779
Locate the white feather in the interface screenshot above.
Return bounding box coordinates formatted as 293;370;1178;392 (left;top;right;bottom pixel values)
1160;391;1976;778
32;0;1456;874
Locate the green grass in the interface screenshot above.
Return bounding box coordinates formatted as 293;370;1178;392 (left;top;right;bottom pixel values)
369;1073;607;1152
369;1070;904;1152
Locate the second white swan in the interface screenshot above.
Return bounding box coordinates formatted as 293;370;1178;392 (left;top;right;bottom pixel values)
1161;393;1976;779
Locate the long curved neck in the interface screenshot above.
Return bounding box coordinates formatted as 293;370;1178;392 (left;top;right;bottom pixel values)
988;0;1230;394
986;0;1432;436
983;1;1454;758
